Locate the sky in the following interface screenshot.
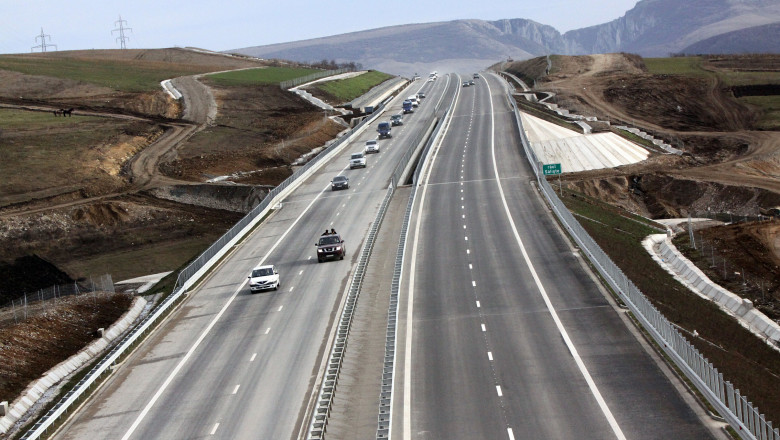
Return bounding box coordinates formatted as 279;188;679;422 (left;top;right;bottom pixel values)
0;0;640;55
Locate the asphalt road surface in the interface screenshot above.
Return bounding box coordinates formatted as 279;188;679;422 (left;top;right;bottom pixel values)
392;73;724;439
52;76;448;440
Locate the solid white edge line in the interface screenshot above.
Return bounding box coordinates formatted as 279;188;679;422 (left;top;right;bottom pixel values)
121;175;337;440
485;76;626;440
403;74;461;440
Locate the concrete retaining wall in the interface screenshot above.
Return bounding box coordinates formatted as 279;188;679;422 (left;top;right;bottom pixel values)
0;296;147;434
644;234;780;348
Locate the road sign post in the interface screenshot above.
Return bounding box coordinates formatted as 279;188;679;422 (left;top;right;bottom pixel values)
542;163;562;196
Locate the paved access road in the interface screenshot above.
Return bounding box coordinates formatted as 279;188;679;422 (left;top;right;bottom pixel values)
53;76;451;440
394;73;723;439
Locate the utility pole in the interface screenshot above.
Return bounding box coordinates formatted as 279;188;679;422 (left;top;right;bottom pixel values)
31;28;56;53
112;15;132;49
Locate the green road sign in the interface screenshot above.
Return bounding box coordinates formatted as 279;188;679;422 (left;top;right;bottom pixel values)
543;163;562;175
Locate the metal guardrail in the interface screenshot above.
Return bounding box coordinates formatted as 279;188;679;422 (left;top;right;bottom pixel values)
280;68;350;89
19;92;389;440
306;184;394;440
505;85;779;440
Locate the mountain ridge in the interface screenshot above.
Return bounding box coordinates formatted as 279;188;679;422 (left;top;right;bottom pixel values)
231;0;780;75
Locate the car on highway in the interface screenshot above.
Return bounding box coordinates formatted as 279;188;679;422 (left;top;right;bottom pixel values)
331;175;349;190
402;100;414;113
350;152;366;169
417;92;426;99
248;264;280;292
365;139;380;154
469;79;475;86
462;81;470;87
316;232;345;262
473;73;480;79
407;96;419;107
391;114;404;126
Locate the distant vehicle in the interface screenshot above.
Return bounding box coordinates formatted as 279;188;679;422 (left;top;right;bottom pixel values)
350;152;366;169
473;73;480;79
316;232;345;263
365;139;380;154
402;100;414;113
248;265;280;292
417;92;426;99
331;175;349;190
377;122;392;138
391;114;404;126
469;80;475;86
427;77;435;82
462;81;470;87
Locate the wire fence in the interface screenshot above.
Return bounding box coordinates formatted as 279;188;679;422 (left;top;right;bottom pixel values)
676;224;779;322
507;90;779;440
0;275;115;326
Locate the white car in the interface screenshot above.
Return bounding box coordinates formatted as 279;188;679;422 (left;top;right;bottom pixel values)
406;96;419;107
248;265;280;292
365;139;380;154
350;152;367;169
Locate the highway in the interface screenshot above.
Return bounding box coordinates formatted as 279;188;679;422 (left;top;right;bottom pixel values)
53;76;453;440
394;73;722;439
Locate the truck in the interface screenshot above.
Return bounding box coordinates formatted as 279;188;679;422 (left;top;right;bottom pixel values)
377;121;392;138
402;100;413;114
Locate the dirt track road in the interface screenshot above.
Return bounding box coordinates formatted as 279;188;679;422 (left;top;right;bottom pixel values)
549;54;780;194
1;75;217;217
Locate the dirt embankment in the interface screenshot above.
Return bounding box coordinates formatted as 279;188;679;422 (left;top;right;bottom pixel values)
505;52;780;328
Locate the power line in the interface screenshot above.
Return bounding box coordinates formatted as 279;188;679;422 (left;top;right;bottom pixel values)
112;15;132;49
31;28;57;53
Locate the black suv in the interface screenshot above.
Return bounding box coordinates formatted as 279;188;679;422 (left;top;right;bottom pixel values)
316;232;345;262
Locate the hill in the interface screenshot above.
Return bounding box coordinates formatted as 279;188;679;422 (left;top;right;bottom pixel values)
231;0;780;75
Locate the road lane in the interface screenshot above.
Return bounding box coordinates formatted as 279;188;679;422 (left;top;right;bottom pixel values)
399;73;720;439
54;77;449;440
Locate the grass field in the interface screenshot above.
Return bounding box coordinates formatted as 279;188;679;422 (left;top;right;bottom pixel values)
0;55;218;92
206;67;321;86
739;95;780;130
560;189;780;425
311;70;394;102
643;57;712;77
0;108;156;203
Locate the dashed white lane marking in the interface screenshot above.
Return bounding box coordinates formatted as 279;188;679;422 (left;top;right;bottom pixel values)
496;385;503;397
210;423;219;435
469;263;473;269
461;205;464;209
232;385;240;395
265;328;271;335
289;286;294;292
277;305;284;311
476;300;481;308
488;351;493;361
465;236;469;241
462;214;466;219
250;353;257;362
472;280;476;287
481;323;486;332
307;256;312;260
298;270;303;275
463;225;467;229
484;77;626;439
508;428;516;440
467;249;470;254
